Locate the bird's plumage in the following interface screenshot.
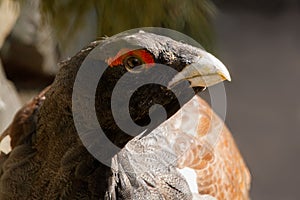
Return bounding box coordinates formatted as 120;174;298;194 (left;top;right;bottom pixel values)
0;32;250;199
108;96;250;200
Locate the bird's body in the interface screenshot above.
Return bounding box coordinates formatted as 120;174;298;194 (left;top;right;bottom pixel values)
110;96;250;199
0;31;250;199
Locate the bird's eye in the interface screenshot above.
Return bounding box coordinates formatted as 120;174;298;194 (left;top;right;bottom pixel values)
124;56;143;70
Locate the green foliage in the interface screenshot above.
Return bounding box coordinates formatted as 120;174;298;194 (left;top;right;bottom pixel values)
38;0;216;52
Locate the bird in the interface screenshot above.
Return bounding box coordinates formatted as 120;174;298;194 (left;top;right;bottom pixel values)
0;31;250;199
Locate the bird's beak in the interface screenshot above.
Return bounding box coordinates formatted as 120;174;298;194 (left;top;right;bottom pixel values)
168;51;231;88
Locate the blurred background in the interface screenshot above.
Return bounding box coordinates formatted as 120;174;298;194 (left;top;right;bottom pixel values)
0;0;299;199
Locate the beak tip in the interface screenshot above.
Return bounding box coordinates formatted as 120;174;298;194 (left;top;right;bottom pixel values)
219;71;231;82
206;52;231;83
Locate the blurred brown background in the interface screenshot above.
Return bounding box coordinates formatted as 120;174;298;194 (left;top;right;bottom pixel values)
0;0;300;199
213;1;300;199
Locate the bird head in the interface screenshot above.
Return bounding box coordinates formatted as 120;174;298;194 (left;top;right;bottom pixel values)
44;30;231;151
36;29;231;167
83;31;231;147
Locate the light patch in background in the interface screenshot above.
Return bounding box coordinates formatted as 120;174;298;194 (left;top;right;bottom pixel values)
0;135;11;154
0;98;5;110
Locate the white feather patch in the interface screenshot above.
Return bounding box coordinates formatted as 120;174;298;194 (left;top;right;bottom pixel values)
177;167;199;194
192;193;217;200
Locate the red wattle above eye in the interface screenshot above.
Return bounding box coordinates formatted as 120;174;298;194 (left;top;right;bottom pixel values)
107;49;155;68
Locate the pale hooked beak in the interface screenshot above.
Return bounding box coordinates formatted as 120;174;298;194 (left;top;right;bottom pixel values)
168;51;231;88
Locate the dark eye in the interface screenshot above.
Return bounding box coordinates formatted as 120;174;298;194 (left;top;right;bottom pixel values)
124;56;143;70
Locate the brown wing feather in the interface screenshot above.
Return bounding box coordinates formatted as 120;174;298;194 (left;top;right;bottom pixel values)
0;87;50;152
0;87;50;199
